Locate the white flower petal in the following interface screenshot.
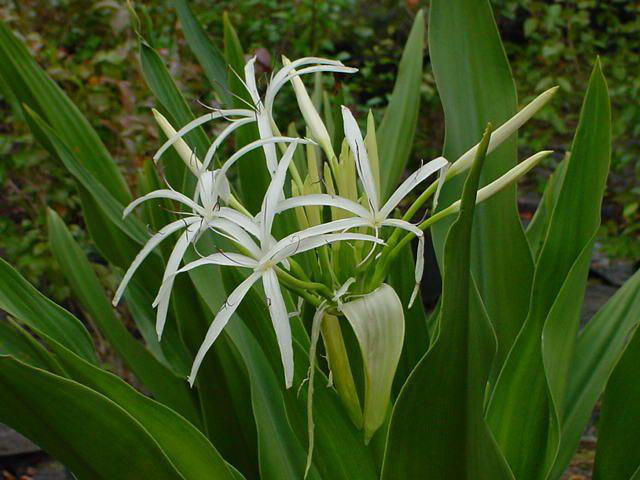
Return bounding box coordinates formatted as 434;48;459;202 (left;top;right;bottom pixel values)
261;142;300;245
379;156;449;219
123;189;206;218
244;57;281;173
243;56;262;105
409;235;424;309
265;218;371;261
216;207;261;239
341;106;379;212
188;271;263;386
270;232;384;265
216;137;312;189
282;57;334;155
208;217;262;258
262;269;295;388
175;252;257;275
333;277;356;306
202;117;255;170
381;219;424;308
269;57;346;105
154;225;200;338
432;162;450;211
153;108;252;164
112;217;200;306
275;193;371;219
447;87;558;178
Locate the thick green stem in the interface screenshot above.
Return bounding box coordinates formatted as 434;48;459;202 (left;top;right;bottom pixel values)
321;314;363;428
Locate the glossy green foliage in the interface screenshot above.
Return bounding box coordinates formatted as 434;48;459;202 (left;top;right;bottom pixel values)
0;3;638;480
488;60;611;479
429;0;534;376
383;128;513;479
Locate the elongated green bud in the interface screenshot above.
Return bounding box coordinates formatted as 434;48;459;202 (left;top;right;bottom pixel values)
447;87;558;178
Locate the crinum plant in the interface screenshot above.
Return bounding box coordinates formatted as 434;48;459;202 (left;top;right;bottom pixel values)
0;2;639;480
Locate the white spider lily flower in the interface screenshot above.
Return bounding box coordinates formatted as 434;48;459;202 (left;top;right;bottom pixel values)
164;143;385;388
153;56;356;175
273;107;448;306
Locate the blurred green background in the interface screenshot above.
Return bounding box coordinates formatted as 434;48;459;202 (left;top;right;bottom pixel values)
1;0;638;304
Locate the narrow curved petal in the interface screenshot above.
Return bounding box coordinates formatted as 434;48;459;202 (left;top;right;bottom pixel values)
262;269;295;388
282;57;333;155
333;277;356;306
275;193;371;219
175;252;257;275
153;108;253;163
261;142;300;245
216;207;261;239
432;162;451;211
216;137;312;188
112;216;200;306
270;57;346;101
188;271;263;386
123;189;206;218
382;219;424;308
207;217;262;258
202;117;255;170
447;86;558;178
154;225;200;338
269;232;384;266
244;56;281;173
379;156;449;218
243;56;262;105
265;217;371;261
267;61;357;112
409;234;425;308
342;106;379;212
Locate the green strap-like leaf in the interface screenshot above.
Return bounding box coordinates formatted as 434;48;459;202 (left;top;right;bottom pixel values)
554;268;640;479
0;21;130;203
487;60;611;479
0;319;62;373
382;127;513;479
0;257;96;364
377;10;424;200
47;209;202;426
525;157;568;259
593;287;640;479
0;356;183;480
44;339;239;480
139;39;208;193
173;0;232;106
429;0;535;375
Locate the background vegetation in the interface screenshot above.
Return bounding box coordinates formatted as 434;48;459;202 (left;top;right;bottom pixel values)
1;0;638;305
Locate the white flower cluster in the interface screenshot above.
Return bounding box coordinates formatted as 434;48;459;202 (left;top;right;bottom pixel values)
112;55;557;388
